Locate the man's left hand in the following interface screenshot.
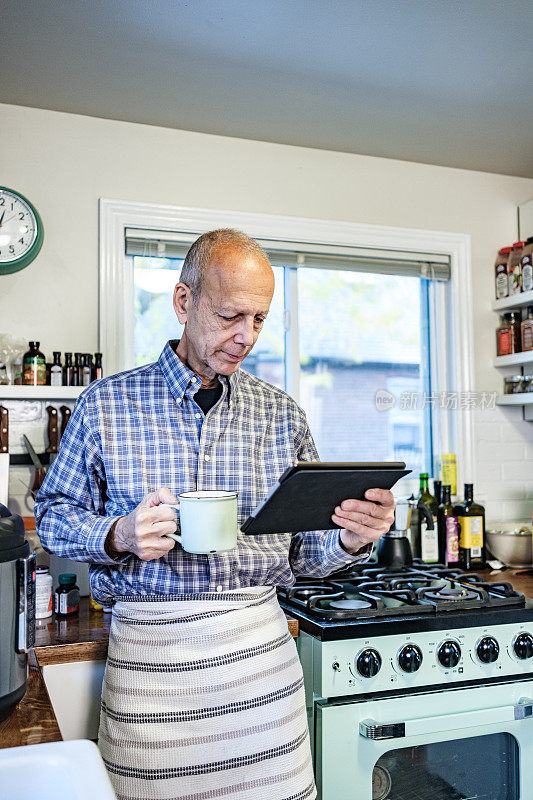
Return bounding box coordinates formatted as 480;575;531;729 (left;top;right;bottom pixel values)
333;489;396;555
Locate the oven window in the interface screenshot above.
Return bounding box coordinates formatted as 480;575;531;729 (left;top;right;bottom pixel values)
372;733;518;800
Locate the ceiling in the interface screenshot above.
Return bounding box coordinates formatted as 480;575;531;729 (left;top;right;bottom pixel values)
2;0;532;177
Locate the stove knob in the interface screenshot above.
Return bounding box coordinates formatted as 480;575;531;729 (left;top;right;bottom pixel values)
477;636;499;664
398;644;423;673
437;640;461;668
513;632;533;660
356;648;382;678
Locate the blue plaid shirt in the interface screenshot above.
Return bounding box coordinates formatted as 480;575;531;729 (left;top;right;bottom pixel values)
35;342;368;605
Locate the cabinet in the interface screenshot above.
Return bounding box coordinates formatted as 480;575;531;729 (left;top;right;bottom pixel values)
492;290;533;421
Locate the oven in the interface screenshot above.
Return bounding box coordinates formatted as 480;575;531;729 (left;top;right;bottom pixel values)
279;563;533;800
316;679;533;800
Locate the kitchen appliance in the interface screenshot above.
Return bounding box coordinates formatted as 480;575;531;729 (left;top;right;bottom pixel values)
0;503;35;721
377;496;433;568
278;560;533;799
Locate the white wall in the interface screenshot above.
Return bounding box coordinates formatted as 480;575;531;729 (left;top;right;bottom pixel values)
1;103;532;524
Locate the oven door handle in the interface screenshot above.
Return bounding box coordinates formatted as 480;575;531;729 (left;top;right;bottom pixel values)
360;698;533;740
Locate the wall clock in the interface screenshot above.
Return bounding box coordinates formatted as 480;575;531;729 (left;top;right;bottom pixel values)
0;187;44;275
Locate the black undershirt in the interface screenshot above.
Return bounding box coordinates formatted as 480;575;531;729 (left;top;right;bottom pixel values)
194;383;223;415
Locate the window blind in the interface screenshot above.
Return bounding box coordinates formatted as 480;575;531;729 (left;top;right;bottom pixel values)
125;228;451;281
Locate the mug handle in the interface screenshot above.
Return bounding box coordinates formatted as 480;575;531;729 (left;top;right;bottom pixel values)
161;502;181;543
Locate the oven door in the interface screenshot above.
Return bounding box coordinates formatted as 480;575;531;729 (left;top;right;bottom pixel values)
315;679;533;800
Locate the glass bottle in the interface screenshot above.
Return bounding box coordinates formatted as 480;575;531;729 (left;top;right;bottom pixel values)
73;353;81;386
94;352;103;380
496;312;522;355
521;306;533;352
22;341;46;386
433;479;442;507
82;354;91;386
63;352;74;386
439;453;457;497
417;473;439;563
50;351;62;386
454;483;486;571
437;485;459;567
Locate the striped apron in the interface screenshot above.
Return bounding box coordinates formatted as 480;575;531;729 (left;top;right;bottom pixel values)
98;587;316;800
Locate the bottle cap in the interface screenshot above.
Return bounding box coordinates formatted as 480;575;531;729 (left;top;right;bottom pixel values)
441;453;456;460
499;246;512;255
512;241;525;248
29;341;39;349
58;573;77;585
36;565;49;574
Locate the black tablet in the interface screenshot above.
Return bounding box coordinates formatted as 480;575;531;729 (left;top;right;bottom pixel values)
240;461;411;535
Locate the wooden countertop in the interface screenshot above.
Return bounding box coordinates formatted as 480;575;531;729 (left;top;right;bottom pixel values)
1;568;531;751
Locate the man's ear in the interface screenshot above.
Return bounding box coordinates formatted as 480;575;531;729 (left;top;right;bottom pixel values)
173;283;191;324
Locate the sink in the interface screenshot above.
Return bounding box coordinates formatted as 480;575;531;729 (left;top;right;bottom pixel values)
0;739;117;799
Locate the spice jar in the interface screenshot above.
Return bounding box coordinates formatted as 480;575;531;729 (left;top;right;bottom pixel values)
521;375;533;393
497;312;522;356
54;573;80;616
521;237;533;293
508;241;525;295
495;246;512;299
504;376;523;394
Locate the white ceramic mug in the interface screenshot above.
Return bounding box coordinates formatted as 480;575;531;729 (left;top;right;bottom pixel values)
162;490;238;554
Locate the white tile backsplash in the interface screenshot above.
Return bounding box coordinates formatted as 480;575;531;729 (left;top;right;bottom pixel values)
473;406;533;526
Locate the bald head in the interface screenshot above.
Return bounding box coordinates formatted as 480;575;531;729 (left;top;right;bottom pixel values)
180;229;271;304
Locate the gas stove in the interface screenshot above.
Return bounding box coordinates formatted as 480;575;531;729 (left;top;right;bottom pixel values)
283;561;533;799
277;560;533;695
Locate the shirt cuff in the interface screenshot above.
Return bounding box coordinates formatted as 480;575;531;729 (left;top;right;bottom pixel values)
323;529;373;569
85;515;132;564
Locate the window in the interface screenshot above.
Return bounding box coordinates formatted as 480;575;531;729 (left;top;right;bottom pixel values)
100;201;473;484
129;233;451;476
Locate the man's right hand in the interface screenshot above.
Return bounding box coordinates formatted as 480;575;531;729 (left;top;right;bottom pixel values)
105;487;179;561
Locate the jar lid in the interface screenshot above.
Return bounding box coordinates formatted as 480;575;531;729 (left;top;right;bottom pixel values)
499;246;512;254
512;241;525;248
505;376;523;382
58;573;77;585
36;565;50;574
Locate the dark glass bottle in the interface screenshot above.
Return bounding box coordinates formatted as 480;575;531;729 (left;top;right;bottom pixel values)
417;473;438;563
73;353;81;386
63;352;74;386
94;352;103;380
84;354;93;385
437;485;459;567
22;341;46;386
433;480;442;507
453;484;486;571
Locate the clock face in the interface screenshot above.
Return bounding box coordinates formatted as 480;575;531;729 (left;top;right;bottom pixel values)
0;188;43;275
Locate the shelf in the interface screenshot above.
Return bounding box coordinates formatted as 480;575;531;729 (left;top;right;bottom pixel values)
0;386;83;400
496;393;533;406
492;289;533;312
493;351;533;368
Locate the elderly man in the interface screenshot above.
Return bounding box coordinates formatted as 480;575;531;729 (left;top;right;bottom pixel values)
35;229;395;800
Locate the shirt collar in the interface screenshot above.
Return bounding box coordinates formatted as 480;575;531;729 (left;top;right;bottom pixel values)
158;340;241;405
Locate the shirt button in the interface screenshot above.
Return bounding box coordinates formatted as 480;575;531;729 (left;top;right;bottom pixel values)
204;454;210;461
195;413;202;419
191;376;197;383
216;585;223;593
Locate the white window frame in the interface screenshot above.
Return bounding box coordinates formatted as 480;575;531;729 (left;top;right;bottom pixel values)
99;198;475;484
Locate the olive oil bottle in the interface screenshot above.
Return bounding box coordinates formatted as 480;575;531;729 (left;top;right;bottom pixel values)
417;473;439;563
437;485;459;567
453;483;486;571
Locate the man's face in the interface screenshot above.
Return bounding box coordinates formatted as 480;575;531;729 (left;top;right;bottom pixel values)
174;244;275;379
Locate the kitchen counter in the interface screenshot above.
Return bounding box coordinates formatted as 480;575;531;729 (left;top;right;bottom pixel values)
0;597;299;749
1;567;531;751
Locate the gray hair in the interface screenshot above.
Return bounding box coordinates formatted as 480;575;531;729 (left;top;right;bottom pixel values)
179;229;269;303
